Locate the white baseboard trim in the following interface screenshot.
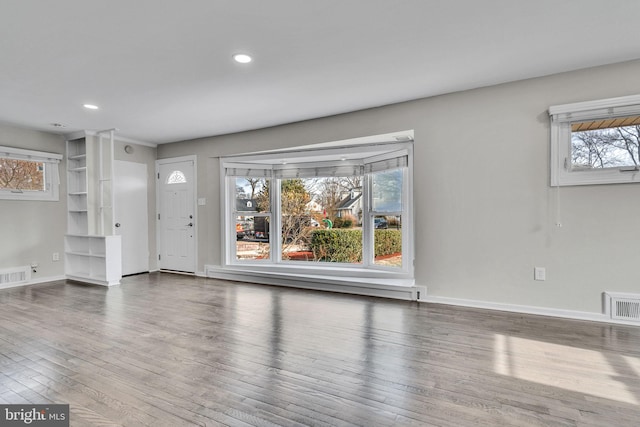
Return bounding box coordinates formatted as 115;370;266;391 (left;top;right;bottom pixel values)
421;295;639;326
205;265;418;300
159;270;219;278
66;275;120;286
0;275;66;291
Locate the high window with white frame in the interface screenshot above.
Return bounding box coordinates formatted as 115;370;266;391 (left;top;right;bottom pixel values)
0;146;62;201
549;94;640;186
221;140;414;281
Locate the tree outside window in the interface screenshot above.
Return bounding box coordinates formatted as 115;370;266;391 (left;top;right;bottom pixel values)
0;158;45;192
572;121;640;169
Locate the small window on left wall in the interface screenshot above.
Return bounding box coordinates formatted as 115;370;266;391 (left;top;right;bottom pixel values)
0;146;62;201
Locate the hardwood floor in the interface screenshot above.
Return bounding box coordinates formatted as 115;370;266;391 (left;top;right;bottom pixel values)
1;273;639;426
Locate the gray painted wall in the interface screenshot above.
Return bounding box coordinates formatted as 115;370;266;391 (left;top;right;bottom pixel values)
0;123;66;279
0;126;159;281
158;59;640;314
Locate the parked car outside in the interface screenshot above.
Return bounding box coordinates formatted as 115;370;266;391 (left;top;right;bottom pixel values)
374;217;388;229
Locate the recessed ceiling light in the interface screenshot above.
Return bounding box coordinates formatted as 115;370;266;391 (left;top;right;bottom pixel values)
83;104;99;110
233;53;252;64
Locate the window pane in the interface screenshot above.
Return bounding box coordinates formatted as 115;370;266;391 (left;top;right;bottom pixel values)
571;116;640;169
281;178;314;261
281;177;363;263
372;168;402;212
236;215;270;260
373;215;402;268
166;170;187;184
235;177;269;212
0;158;45;191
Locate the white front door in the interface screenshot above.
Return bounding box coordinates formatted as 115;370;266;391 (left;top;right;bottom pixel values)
157;158;196;273
114;160;149;276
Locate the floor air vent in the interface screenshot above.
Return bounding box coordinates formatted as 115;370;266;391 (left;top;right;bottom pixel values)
0;266;31;287
605;292;640;322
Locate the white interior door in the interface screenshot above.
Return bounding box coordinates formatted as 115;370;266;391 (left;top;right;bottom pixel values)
158;158;196;273
114;160;149;276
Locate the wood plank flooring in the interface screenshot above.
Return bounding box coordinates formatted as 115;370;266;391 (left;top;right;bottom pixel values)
1;273;639;426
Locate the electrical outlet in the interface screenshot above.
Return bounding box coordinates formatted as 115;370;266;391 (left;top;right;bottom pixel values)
52;252;60;262
534;267;546;281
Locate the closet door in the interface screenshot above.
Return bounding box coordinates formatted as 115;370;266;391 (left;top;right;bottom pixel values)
114;160;149;275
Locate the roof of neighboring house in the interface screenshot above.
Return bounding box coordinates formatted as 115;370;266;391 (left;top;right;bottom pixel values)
336;193;362;210
305;200;324;212
236;199;257;212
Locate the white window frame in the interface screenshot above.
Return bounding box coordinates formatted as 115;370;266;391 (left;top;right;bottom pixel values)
366;165;410;271
220;141;414;281
229;175;273;263
0;146;62;201
549;94;640;186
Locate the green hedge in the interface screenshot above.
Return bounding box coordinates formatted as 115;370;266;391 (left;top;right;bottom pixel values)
310;229;362;262
310;229;401;262
374;229;402;257
332;217;353;228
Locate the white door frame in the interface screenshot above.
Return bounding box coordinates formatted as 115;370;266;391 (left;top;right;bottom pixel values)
156;155;198;273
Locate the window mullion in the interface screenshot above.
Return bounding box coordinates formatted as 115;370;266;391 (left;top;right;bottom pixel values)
273;178;282;264
362;173;373;267
227;178;236;264
401;166;410;271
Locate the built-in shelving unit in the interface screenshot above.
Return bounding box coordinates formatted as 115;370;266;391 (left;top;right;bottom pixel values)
64;134;121;286
66;138;89;235
65;234;121;286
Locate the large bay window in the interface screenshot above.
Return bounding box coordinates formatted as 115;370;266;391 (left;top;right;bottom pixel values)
221;140;414;282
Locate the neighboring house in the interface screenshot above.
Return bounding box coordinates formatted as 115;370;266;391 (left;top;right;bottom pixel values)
336;190;362;219
305;199;324;214
236;199;257;212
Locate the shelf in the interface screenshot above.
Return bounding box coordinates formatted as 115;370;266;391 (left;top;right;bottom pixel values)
67;137;90;235
65;251;93;258
65;251;106;259
65;135;122;286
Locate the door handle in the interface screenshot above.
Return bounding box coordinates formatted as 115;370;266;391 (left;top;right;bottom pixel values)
186;222;193;227
115;223;121;228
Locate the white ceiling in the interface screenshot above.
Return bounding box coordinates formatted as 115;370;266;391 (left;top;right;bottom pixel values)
2;0;640;145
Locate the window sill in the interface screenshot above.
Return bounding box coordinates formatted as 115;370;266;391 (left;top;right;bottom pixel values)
553;168;640;186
